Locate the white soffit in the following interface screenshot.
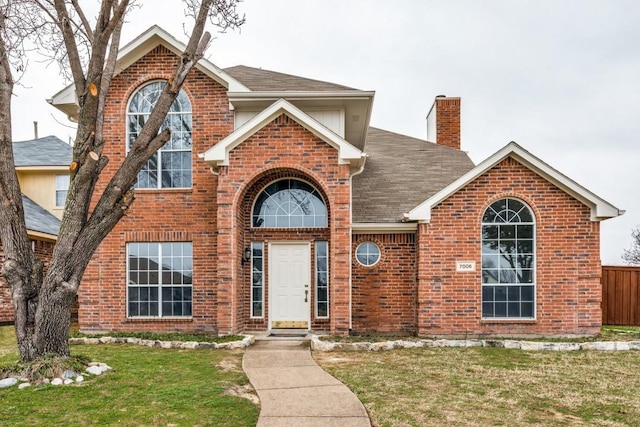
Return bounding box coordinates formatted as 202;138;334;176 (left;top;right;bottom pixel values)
405;141;624;223
200;98;365;168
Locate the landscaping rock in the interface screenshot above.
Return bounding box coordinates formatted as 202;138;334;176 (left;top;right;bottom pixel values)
75;375;84;383
581;342;616;351
85;363;111;376
62;370;77;379
51;378;64;386
0;378;18;388
18;382;31;389
503;340;522;349
63;379;73;385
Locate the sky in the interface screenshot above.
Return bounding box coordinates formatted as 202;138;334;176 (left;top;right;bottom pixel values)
10;0;640;264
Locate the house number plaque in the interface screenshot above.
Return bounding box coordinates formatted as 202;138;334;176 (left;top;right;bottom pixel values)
456;261;476;272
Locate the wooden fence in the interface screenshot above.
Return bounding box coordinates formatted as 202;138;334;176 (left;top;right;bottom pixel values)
602;266;640;326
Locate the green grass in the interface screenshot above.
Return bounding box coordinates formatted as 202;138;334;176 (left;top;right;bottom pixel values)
0;326;259;427
315;347;640;426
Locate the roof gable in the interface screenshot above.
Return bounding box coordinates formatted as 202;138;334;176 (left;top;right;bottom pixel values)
200;98;365;170
405;141;623;222
49;25;249;118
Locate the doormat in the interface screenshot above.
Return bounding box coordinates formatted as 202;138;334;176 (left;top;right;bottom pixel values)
268;333;308;337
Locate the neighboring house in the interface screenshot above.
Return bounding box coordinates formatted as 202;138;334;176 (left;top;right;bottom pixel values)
48;26;623;337
0;136;70;323
13;135;72;220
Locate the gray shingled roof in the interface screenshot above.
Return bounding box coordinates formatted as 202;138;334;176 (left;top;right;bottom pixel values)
22;195;61;236
224;65;359;92
13;135;72;167
352;128;475;223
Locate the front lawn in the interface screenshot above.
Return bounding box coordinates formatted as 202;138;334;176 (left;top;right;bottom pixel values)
0;326;259;427
315;346;640;426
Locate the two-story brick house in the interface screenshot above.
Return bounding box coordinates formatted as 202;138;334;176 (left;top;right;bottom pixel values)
49;26;623;337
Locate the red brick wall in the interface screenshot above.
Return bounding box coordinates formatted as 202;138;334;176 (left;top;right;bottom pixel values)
0;240;56;323
417;157;602;337
216;114;352;334
351;233;417;334
79;46;229;333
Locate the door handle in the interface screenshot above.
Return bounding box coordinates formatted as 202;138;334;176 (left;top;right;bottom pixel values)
305;290;308;303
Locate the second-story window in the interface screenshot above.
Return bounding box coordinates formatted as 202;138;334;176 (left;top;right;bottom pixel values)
127;81;192;189
55;174;69;207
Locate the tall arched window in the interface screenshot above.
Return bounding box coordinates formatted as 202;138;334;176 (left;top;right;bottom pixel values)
252;179;327;228
481;198;535;319
127;81;192;188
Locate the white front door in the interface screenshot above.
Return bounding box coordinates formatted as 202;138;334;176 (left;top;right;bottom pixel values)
269;242;310;329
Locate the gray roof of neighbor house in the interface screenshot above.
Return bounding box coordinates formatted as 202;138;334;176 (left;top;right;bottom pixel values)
22;195;61;236
13;135;72;167
224;65;359;92
352;127;475;223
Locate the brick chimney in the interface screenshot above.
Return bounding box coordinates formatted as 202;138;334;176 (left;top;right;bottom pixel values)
426;95;461;150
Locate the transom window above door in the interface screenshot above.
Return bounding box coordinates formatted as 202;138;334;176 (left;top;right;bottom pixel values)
252;179;327;228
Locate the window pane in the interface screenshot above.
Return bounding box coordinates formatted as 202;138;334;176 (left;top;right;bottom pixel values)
521;302;534;318
482;302;494;317
494;286;507;301
521;285;534;301
508;302;520;317
482;286;494;301
251;242;264;318
494;302;507;317
482;269;498;284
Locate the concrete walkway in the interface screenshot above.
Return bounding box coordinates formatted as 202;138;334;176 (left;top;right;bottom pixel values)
243;338;371;427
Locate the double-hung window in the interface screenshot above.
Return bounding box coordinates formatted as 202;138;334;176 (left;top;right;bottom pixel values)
127;242;193;317
481;198;535;319
55;175;69;208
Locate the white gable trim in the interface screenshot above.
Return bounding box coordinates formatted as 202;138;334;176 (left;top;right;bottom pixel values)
200;98;366;169
405;141;623;223
48;25;249;117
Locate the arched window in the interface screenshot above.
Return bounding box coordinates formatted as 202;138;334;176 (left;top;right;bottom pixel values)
481;198;535;319
252;179;327;228
127;81;192;188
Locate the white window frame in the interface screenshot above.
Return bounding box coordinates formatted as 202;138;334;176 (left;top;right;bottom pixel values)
481;198;536;320
126;242;193;318
355;241;381;267
315;241;329;318
55;174;69;208
126;81;193;189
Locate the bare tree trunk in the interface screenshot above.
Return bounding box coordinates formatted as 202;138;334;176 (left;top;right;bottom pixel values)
0;15;43;361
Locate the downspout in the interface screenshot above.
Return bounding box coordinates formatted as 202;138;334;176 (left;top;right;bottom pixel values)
347;154;367;332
